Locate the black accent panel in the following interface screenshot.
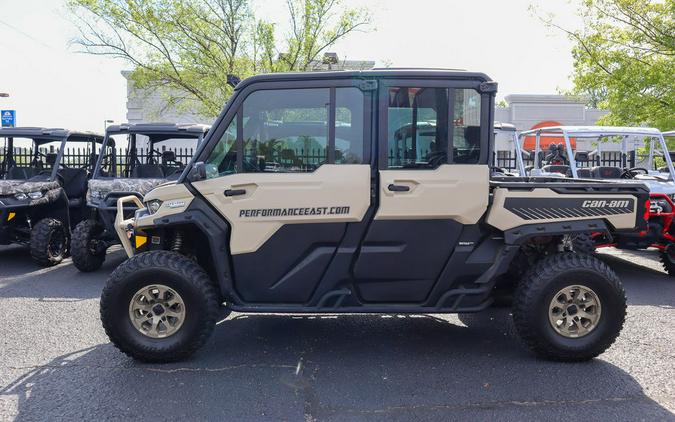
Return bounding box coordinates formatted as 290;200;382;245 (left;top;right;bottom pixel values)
232;223;347;303
503;219;608;245
151;197;235;302
504;197;635;221
353;219;462;303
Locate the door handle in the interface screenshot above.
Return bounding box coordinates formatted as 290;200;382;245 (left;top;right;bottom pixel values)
224;189;246;197
387;184;410;192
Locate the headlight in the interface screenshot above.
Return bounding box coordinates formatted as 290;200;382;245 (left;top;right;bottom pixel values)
146;199;163;214
15;191;43;200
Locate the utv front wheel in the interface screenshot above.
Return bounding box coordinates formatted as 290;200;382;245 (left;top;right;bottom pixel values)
71;220;107;272
30;218;69;267
512;253;626;361
100;251;220;362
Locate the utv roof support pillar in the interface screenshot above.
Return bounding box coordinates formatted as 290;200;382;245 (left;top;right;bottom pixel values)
563;130;578;178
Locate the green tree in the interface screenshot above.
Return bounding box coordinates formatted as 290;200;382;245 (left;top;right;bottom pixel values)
69;0;370;117
542;0;674;130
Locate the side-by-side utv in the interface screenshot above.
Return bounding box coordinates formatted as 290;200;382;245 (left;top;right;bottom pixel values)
100;69;649;363
0;127;103;266
513;126;675;273
70;123;208;272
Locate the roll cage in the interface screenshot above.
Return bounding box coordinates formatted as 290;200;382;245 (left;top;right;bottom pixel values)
0;127;103;181
93;123;209;179
513;126;673;180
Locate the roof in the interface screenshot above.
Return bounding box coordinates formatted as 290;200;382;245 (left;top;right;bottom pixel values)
519;126;663;138
235;69;493;91
106;122;210;136
0;127;103;139
494;122;516;132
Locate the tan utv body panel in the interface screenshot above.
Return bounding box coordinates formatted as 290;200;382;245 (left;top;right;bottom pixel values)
192;164;371;255
135;183;195;228
375;164;489;224
487;187;639;231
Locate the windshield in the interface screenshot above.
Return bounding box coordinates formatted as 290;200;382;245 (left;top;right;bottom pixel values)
96;133;201;180
0;136;65;181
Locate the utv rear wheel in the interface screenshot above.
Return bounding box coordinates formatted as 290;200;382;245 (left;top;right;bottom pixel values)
30;218;69;267
512;253;626;361
72;220;107;272
659;244;675;277
100;251;220;362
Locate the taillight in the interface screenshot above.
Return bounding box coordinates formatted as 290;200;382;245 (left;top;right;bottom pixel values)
644;199;650;221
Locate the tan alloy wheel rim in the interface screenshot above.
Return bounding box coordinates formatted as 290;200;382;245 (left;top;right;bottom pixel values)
128;284;186;338
548;285;602;338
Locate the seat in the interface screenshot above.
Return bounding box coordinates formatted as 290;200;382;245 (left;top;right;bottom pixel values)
591;166;622;179
58;168;88;207
576;168;592;178
132;164;165;178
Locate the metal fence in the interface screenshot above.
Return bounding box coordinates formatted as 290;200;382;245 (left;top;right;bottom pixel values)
1;146;197;176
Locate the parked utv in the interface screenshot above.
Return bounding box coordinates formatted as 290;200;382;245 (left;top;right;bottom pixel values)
513;126;675;273
102;70;649;363
0;127;103;266
71;123;208;272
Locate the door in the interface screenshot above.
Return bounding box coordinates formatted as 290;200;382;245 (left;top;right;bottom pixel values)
192;83;373;303
353;81;491;303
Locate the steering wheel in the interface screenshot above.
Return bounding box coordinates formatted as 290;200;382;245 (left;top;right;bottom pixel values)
621;167;649;179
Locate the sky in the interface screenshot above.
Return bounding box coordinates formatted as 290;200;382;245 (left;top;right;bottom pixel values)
0;0;583;133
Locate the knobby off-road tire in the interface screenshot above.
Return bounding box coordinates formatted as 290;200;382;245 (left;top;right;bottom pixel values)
71;220;107;272
512;253;626;361
101;251;220;362
30;218;69;267
659;245;675;277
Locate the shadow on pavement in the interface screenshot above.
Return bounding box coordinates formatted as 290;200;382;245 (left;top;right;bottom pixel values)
0;246;126;300
1;312;673;421
598;253;675;308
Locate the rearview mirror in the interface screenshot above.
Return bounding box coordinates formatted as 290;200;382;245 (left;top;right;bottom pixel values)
188;161;206;182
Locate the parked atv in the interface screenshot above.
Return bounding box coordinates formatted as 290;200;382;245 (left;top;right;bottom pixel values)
101;70;649;363
70;123;208;272
0;127;103;266
514;126;675;271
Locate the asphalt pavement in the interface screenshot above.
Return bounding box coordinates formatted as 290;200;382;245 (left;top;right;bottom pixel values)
0;245;673;421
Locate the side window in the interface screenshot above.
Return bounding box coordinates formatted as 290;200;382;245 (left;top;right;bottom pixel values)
453;89;482;164
386;87;449;169
335;87;364;164
243;88;329;172
204;118;237;179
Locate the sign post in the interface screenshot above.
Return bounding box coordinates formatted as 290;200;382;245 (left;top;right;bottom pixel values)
1;110;16;127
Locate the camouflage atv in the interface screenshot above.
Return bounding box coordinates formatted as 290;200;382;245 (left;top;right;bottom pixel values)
70;123;208;272
0;127;103;266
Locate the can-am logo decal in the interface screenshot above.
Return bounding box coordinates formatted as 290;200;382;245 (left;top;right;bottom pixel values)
581;200;630;208
239;206;350;218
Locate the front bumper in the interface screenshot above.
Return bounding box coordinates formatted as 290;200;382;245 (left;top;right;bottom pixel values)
114;196;146;258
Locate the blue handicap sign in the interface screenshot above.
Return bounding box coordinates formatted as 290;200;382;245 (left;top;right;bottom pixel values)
1;110;15;127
